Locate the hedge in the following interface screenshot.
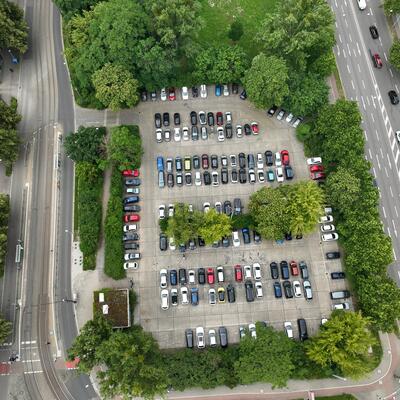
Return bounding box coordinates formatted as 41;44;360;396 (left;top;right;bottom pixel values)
0;194;10;277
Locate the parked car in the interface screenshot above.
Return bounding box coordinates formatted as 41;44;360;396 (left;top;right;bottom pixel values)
154;113;162;128
255;282;263;298
273;282;282;298
303;280;313;300
253;263;262;280
234;265;243;282
293;281;302;298
331;271;346;279
280;261;290;279
283;281;293;298
245;280;254;302
219;326;228;348
207;268;215;284
198;268;206;284
270;262;279;279
232;230;240;247
191;287;199;305
326;251;341;259
227;284;235;303
181;86;189;100
267;105;278;116
322;233;339;241
159;234;168;251
170;270;178;286
284;322;293;339
299;261;309;279
161;289;169;310
190;111;197;125
196;327;205;348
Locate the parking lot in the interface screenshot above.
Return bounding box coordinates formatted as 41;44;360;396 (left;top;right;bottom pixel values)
129;89;350;349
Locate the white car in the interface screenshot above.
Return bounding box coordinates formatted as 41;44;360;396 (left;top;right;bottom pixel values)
199;111;206;125
192;171;200;186
307;157;322;165
156;129;163;143
181;86;189;100
284;322;293;339
160;87;167;101
319;215;333;224
164;129;171;141
293;281;302;298
225;112;232;124
249;323;257;338
123;224;137;232
292;117;303;128
396;130;400;143
212;171;219;186
217;266;224;283
168;204;174;217
124;253;140;261
322;233;339;241
215;201;222;213
249;169;256;183
244;265;252;279
200;84;207;98
182;127;189;141
232;230;241;247
357;0;366;10
332;302;350;310
217;126;225;142
223;84;229;96
161;289;169;310
196;327;205;348
158;205;165;219
321;224;335;232
181;287;189;305
203;202;210;213
174;127;181;142
209;288;216;305
126;187;139;194
257;170;265;183
188;270;196;284
123;262;138;270
275;152;282;167
303;280;313;300
253;263;262;280
276;167;284;183
257;153;264;169
209;329;217;346
160;269;168;289
276;109;285;121
255;281;263;298
169;237;176;251
321;318;328;325
285;113;294;123
236;124;243;138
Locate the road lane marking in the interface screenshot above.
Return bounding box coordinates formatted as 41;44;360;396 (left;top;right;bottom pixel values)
393;249;397;261
335;0;337;7
364;131;368;141
391;138;396;151
367;96;370;106
383;206;387;218
376;154;381;169
390;68;394;77
385;167;389;177
345;18;348;28
371;96;376;108
375;129;379;140
380;148;384;158
384;52;388;61
22;359;41;363
387;153;392;169
339;33;343;43
347;64;351;73
390;186;394;197
343;47;347;58
353;48;357;57
362;80;366;89
392;220;397;238
361;95;366;109
336;46;340;56
387;226;391;237
24;370;43;375
395;149;400;163
371;113;375;122
356;42;361;55
349;33;352;42
357;63;361;72
395;206;399;217
396;84;400;93
373;167;377;177
368;148;372;159
21;341;36;345
347;43;351;54
351;80;355;90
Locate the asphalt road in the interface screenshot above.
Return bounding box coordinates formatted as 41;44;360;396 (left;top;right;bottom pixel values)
330;0;400;284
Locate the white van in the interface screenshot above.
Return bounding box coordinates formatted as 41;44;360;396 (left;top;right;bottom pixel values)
357;0;366;10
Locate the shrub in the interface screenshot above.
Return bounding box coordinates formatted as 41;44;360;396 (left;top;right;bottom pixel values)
0;194;10;277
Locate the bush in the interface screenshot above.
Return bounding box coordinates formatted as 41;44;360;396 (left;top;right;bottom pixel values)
0;194;10;277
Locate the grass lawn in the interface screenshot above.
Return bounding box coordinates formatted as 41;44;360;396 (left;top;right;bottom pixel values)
197;0;279;59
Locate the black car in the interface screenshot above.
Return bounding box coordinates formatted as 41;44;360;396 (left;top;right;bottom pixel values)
240;90;247;100
331;271;346;279
225;124;233;139
190;111;198;125
175;156;182;172
185;173;192;185
167;173;174;187
211;155;218;169
185;328;193;348
178;242;186;252
219;326;228;348
198;237;205;247
389;90;399;105
222;236;230;247
171;290;178;306
270;262;279;279
193;155;200;169
285;232;293;241
231;169;238;182
123;233;139;241
239;168;247;183
232;83;239;94
242;228;250;244
203;171;211;185
369;25;379;39
125;178;141;186
223;200;232;216
174;112;180;125
154;113;162;128
150;91;157;101
124;205;140;212
283;281;294;298
298;318;308;341
227;284;236;303
198;268;206;284
124;242;139;250
326;251;341;260
247;154;255;169
253;231;261;244
191;126;199;140
141;91;148;101
192;86;198;97
299;261;309;279
244;124;252;135
170;269;178;285
163;112;170;126
285;165;294;180
159;234;167;251
179;268;187;284
265;150;274;166
233;198;242;215
238;153;246;168
221;168;229;184
280;261;290;279
207;112;214;126
267;105;278;116
245;280;254;302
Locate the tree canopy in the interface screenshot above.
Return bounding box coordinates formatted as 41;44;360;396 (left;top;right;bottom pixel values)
197;209;232;245
53;0;101;19
384;0;400;16
389;40;400;71
0;314;12;343
166;203;201;244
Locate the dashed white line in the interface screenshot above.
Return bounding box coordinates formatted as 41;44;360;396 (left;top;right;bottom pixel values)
392;220;397;238
395;205;399;217
24;370;43;375
385;166;389;177
372;96;376;108
22;359;41;363
393;249;397;261
368;148;372;159
384;52;388;61
382;206;387;218
362;80;366;89
390;186;394;197
345;18;348;28
364;130;368;141
395;149;400;163
349;33;353;42
356;42;361;55
361;95;366;109
372;167;377;177
390;68;394;78
357;63;361;72
396;84;400;93
367;96;370;106
387;226;391;238
339;33;343;43
351;80;355;90
387;153;392;169
375;129;379;140
370;7;373;15
347;64;351;73
371;113;375;122
380;148;384;158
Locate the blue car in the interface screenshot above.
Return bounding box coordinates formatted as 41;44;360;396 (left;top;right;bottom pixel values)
191;287;199;305
273;282;282;298
157;156;164;172
215;84;222;97
241;228;250;244
170;269;177;286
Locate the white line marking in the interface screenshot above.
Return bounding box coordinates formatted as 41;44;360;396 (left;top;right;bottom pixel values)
362;80;366;89
351;80;355;90
390;186;394;197
382;206;387;218
395;149;399;163
387;153;392;169
22;359;41;363
349;33;352;42
356;42;361;55
385;166;389;177
339;33;343;43
376;154;381;169
24;370;43;375
390;68;394;77
347;64;351;73
387;226;391;238
380;148;384;158
368;148;372;159
395;206;399;217
364;130;368;141
372;167;377;177
21;341;36;345
384;52;388;61
361;95;366;109
357;63;361;72
396;84;400;93
393;249;397;261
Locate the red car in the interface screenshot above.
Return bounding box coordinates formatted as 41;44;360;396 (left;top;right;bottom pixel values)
168;88;176;101
234;265;243;282
122;169;140;177
251;122;259;134
373;53;383;69
309;165;324;173
281;150;290;165
310;172;326;180
207;268;215;284
124;214;140;222
289;261;299;276
216;112;223;126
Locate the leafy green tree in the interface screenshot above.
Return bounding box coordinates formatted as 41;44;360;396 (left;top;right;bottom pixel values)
96;326;169;399
194;45;249;84
198;209;232;245
0;314;11;343
309;51;336;77
0;97;21;129
389;40;400;71
0;0;28;54
53;0;101;19
228;20;244;42
64;126;106;164
287;181;324;236
67;313;113;373
92;63;139;111
0;128;20;171
107;125;143;171
307;311;377;378
234;324;295;387
384;0;400;15
166;203;201;244
249;187;289;240
257;0;335;72
0;194;9;277
243;54;289;109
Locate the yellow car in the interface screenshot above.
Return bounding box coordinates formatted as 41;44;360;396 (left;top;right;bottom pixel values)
217;287;225;303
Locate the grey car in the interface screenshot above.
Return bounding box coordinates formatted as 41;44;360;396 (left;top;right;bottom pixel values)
158;170;165;188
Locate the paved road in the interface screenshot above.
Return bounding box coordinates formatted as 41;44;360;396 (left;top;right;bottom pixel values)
329;0;400;284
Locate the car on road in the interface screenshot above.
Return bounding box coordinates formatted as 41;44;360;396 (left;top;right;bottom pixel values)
208;288;216;305
266;169;275;182
357;0;366;10
321;224;335;232
248;323;257;338
267;105;278;116
265;150;274;166
217;266;224;282
276;167;284;182
188;270;196;285
276;109;285;120
160;269;168;289
369;25;379;39
322;232;339;241
215;84;222;96
292;117;303;128
299;261;309;279
236;124;243;138
223;84;229;96
310;171;326;180
319;215;333;223
216;111;223;125
171;288;178;306
181;287;189;304
239;168;247;183
389;90;399;105
244;265;252;279
284;165;294;180
182;127;189;141
199;111;206;125
281;150;290;165
285;113;294;123
242;227;250;243
168;88;176;101
123;224;137;232
289;261;299;276
373;53;383;69
212;171;219;186
244;123;252;136
154;113;162;128
219;326;228;348
185;329;193;348
200;84;207;98
225;124;233;139
159;234;167;251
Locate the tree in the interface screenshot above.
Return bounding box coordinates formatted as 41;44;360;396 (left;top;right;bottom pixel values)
0;314;11;343
166;203;200;244
0;194;9;277
92;63;139;111
67;313;113;373
249;187;289;240
257;0;335;72
198;209;232;245
307;311;377;378
228;20;244;42
0;0;28;54
107;125;143;170
64;126;106;164
234;324;295;387
53;0;101;19
384;0;400;16
389;40;400;71
243;54;289;109
0;97;21;129
0;128;20;171
96;326;169;399
286;181;325;236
